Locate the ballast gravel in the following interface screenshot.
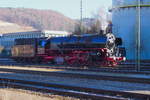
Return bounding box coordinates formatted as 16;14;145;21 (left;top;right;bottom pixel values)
0;72;149;95
0;66;150;79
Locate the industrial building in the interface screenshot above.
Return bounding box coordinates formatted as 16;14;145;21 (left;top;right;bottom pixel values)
0;30;71;56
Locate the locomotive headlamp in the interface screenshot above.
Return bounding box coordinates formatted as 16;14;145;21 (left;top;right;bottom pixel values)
106;33;116;44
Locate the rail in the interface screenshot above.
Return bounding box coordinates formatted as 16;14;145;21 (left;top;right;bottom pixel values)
0;77;149;100
0;67;150;84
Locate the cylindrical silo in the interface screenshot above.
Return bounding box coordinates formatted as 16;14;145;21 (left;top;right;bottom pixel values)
112;0;150;61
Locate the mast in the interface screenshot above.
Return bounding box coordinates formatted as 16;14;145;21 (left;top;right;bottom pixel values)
136;0;141;72
80;0;83;34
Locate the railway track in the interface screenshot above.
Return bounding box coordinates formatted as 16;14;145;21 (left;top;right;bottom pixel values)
0;77;149;100
0;60;150;99
0;58;150;73
0;67;150;84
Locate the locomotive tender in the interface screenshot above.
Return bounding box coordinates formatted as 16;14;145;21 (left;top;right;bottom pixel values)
11;33;126;66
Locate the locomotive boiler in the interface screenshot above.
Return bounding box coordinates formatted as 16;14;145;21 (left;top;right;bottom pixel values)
11;34;126;67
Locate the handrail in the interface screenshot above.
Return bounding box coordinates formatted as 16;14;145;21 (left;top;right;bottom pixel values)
110;4;150;11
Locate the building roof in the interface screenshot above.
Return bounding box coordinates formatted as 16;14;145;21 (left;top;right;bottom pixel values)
42;30;72;35
0;30;72;36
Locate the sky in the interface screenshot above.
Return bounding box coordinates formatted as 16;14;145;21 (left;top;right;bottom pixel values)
0;0;112;19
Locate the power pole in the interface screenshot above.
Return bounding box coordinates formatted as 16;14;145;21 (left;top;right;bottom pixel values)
136;0;141;72
80;0;83;23
80;0;83;34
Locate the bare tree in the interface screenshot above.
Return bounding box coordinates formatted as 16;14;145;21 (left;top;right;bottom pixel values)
74;7;111;35
92;7;111;32
106;21;112;34
90;19;102;34
73;23;87;35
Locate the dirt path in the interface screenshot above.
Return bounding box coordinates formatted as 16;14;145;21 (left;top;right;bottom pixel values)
0;89;78;100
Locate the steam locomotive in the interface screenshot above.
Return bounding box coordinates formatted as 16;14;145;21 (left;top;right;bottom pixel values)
11;33;126;67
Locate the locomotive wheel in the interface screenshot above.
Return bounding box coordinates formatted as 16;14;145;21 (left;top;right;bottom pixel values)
70;60;79;67
106;61;117;67
67;59;81;67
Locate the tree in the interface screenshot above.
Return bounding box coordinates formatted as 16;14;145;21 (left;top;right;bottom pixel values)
90;19;102;34
106;21;112;34
73;23;87;35
92;7;111;33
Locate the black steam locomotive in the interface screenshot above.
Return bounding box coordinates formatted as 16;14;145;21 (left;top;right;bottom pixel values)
11;33;126;67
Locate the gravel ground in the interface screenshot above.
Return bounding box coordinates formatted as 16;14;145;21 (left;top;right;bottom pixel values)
0;72;149;95
0;88;79;100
